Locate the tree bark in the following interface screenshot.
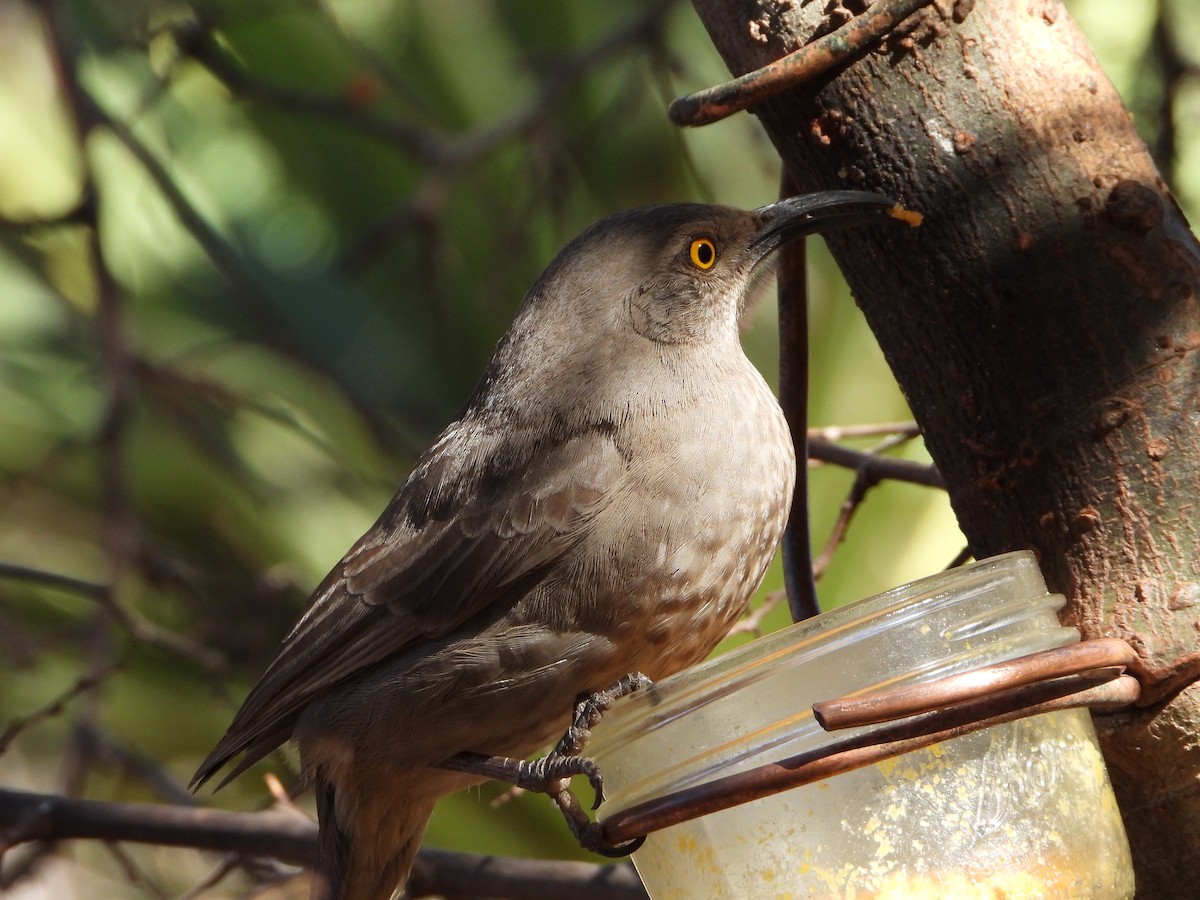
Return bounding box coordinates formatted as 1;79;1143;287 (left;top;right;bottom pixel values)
688;0;1200;894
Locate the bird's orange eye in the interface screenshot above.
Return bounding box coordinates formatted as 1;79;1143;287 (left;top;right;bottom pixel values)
689;237;717;270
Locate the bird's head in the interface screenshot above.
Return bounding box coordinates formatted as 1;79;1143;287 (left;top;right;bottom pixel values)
520;191;906;348
472;192;913;414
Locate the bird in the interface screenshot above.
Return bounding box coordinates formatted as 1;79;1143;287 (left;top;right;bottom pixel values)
192;191;903;900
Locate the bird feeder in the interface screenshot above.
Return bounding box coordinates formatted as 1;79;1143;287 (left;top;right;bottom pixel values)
588;552;1135;898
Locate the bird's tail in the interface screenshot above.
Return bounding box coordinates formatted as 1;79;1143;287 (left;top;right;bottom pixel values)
310;775;434;900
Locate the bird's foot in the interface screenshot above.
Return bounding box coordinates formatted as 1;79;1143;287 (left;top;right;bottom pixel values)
555;672;653;761
436;672;652;857
550;783;646;858
437;750;645;857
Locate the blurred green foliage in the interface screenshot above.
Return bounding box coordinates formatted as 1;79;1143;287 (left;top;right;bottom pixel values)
0;0;1195;896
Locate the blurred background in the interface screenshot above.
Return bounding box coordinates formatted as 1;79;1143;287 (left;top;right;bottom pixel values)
0;0;1196;896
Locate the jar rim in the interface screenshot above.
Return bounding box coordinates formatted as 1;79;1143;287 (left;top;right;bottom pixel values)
589;551;1075;807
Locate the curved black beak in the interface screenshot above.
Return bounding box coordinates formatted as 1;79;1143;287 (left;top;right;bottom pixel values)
751;191;907;261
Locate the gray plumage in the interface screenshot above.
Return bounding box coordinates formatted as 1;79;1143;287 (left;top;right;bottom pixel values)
193;193;899;900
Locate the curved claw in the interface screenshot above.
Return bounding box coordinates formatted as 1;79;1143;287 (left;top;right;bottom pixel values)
560;754;604;809
558;672;654;758
554;788;647;858
588;832;646;859
436;673;656;859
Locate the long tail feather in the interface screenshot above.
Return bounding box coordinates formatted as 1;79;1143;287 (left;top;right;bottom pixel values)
311;775;434;900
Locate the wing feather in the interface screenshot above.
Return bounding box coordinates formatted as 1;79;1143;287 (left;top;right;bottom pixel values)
192;420;624;788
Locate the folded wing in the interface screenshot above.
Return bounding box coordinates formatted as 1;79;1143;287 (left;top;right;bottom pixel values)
191;419;625;789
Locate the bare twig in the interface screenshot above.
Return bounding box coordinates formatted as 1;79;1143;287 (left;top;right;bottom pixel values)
81;96;284;334
0;561;108;599
0;665;122;755
177;852;303;900
181;25;444;164
183;0;677;168
0;558;226;670
44;0;137;580
103;841;169;899
0;841;54;891
812;475;867;581
174;854;241;900
41;0;135;810
1148;0;1192;184
726;588;787;638
71;722;196;806
0;198;92;233
0;788;648;900
303;0;670;273
809;421;922;441
0;787;315;866
808;436;943;489
809;435;943;580
70;86;425;451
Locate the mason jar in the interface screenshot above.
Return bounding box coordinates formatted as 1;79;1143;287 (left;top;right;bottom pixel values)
588;551;1134;899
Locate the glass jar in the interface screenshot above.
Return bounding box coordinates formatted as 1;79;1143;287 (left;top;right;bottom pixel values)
589;551;1134;899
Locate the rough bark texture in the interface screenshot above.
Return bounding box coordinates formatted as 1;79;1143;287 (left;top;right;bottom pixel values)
689;0;1200;893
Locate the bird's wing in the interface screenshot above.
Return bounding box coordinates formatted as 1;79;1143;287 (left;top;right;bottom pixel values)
192;419;626;789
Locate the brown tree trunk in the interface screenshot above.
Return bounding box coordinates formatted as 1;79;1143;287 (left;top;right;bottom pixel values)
688;0;1200;894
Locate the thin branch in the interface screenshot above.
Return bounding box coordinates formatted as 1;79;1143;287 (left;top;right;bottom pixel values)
103;841;169;899
133;355;397;494
809;421;922;441
0;665;122;755
71;722;197;806
181;0;678;169
867;428;922;455
184;0;678;280
103;603;228;671
180;24;444;164
1149;0;1189;184
725;588;787;638
0;787;314;866
42;0;136;807
0;197;92;233
337;172;448;274
801;422;942;581
809;436;943;580
0;788;648;900
0;558;227;671
437;0;677;166
808;436;944;489
0;561;108;599
0;840;53;891
79;94;281;333
73;87;418;450
44;0;137;578
812;473;868;581
175;854;244;900
406;849;647;900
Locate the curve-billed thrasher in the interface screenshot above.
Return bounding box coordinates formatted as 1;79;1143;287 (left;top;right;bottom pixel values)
192;192;902;900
